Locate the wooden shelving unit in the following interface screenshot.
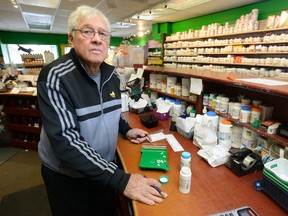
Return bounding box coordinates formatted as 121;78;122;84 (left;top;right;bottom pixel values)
0;93;41;150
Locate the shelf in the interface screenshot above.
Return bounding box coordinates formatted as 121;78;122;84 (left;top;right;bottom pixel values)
10;139;38;150
164;41;288;49
7;124;41;133
3;107;40;116
207;106;288;147
163;60;288;68
165;27;288;42
148;87;197;104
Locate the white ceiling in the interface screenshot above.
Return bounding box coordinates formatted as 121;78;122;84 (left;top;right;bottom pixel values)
0;0;261;38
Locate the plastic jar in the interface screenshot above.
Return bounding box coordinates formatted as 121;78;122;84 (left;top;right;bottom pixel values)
169;99;176;117
211;95;217;108
218;120;233;149
175;83;182;96
179;166;192;194
161;82;167;92
241;98;251;106
241;127;258;149
250;107;261;123
180;151;191;169
219;97;229;113
204;111;219;131
173;101;182;117
208;93;216;106
232;125;243;148
215;96;221;111
228;102;234;115
203;94;209;106
189;109;196;118
239;106;251;123
232;102;241;119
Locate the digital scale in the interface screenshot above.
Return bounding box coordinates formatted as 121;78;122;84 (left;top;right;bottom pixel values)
208;206;258;216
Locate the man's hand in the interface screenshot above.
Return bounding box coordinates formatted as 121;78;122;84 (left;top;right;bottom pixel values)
123;174;168;205
126;128;148;144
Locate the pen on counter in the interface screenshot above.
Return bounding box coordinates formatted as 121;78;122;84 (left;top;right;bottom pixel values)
143;175;168;198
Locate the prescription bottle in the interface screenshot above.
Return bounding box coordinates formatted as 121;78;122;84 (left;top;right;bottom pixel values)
179;167;192;194
203;94;209;106
180;151;191;169
250;107;261;123
239;106;251;123
189;109;196;118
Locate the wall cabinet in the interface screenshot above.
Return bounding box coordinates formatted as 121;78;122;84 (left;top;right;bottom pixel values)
0;93;41;150
143;65;288;149
164;27;288;76
147;34;166;66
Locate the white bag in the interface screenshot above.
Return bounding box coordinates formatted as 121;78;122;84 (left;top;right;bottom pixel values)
193;116;217;150
197;145;231;167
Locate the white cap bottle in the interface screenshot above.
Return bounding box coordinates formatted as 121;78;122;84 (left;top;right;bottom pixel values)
179;166;192;194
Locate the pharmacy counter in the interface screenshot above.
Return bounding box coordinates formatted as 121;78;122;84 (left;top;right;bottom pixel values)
117;112;287;216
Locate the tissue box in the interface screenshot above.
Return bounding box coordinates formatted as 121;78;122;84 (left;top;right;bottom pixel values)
153;109;170;121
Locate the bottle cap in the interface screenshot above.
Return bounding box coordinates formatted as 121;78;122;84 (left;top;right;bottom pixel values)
207;111;216;116
181;151;191;159
159;175;169;184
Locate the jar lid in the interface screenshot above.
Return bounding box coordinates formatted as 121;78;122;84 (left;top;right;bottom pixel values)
221;119;232;125
241;106;251;111
252;107;261;112
207;111;216;116
159;175;169;184
181;151;191;159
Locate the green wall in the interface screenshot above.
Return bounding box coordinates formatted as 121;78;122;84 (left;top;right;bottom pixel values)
152;0;287;35
0;31;124;55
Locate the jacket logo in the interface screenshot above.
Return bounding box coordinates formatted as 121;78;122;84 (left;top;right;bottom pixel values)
110;91;115;98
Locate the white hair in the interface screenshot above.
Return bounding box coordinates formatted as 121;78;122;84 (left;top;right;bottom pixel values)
68;5;111;33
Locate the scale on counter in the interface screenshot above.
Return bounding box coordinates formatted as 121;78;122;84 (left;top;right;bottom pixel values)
208;206;258;216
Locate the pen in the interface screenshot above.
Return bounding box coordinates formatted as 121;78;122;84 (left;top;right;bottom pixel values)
143;175;167;198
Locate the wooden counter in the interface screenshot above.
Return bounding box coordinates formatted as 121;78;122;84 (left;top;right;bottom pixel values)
117;112;287;216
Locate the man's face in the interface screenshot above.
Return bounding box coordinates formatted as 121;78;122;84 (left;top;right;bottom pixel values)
69;15;110;67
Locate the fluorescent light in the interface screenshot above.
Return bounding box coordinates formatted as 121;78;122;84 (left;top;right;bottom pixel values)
23;12;53;30
18;0;60;8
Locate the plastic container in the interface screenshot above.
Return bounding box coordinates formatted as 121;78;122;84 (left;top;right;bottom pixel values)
204;111;219;131
239;106;251;123
167;76;177;94
189;109;196;118
219;97;229;113
264;158;288;184
175;83;182;96
180;151;191;169
232;102;241;119
203;94;209;106
215;96;221;111
250;107;261;123
228;102;234;115
218;120;233;149
179;166;192;194
231;125;243;148
241;127;258;149
208;93;216;106
173;101;182;117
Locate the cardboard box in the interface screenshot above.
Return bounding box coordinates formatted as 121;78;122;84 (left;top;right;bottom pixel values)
259;104;274;121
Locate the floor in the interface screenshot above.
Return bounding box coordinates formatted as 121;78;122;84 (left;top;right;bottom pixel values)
0;148;52;215
0;147;131;216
